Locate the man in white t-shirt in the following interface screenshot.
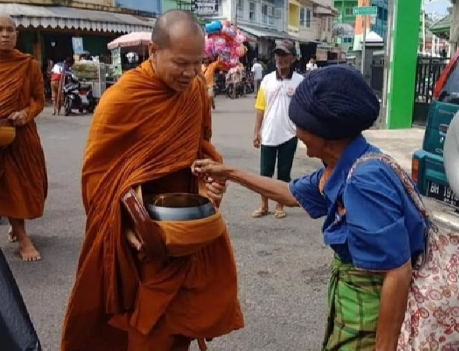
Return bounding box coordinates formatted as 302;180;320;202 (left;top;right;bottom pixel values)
251;58;263;95
306;57;318;72
253;40;303;219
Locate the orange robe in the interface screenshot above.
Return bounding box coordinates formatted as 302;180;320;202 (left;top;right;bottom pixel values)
201;61;223;88
0;49;47;219
61;61;243;351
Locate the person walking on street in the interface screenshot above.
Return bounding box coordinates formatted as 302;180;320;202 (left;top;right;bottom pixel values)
251;58;263;95
0;15;47;261
252;40;303;219
201;57;223;110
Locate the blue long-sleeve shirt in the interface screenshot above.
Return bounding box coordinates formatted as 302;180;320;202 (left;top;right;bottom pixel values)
289;135;426;271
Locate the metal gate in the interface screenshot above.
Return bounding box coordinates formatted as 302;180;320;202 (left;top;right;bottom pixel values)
413;56;449;125
371;54;384;99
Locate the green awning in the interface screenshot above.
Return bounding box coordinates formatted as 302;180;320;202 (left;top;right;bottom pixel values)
430;14;450;38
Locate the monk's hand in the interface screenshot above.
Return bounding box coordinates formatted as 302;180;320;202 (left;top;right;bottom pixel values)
125;228;142;251
8;110;28;127
192;159;230;182
205;176;228;201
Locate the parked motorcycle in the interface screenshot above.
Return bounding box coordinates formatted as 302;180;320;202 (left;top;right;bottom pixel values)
63;73;97;116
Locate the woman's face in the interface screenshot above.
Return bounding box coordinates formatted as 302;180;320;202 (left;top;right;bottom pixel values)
296;127;327;159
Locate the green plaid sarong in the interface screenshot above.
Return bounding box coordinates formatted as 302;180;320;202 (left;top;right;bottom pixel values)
322;255;384;351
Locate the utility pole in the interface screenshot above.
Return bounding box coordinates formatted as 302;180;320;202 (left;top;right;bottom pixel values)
379;0;394;129
361;15;367;74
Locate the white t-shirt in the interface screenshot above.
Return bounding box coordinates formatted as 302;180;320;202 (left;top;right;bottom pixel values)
251;63;263;80
306;62;318;71
52;63;63;74
255;71;304;146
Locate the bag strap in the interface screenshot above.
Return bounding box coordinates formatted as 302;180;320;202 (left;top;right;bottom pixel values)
347;153;433;267
347;153;430;221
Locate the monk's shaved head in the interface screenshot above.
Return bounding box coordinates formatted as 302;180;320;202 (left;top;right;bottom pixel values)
0;14;16;28
151;10;204;48
0;14;18;51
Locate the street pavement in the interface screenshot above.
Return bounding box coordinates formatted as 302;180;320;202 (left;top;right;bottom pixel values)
1;95;428;351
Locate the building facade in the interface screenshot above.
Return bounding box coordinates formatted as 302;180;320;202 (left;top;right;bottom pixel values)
116;0;161;13
0;0;157;66
334;0;388;50
162;0;191;12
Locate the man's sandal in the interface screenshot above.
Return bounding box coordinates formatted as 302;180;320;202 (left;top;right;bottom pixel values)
252;208;269;218
274;209;287;219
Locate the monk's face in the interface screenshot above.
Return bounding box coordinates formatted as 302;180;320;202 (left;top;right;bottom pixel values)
0;17;17;51
150;28;205;92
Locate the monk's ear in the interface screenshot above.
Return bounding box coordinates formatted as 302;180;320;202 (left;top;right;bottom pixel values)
148;42;158;58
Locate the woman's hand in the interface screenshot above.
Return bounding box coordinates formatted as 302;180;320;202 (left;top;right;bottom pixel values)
191;159;232;182
192;159;229;202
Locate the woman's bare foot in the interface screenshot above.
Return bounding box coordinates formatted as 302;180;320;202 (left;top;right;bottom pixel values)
7;226;17;242
18;236;41;262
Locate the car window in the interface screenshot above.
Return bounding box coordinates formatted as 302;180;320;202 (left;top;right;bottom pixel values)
438;61;459;105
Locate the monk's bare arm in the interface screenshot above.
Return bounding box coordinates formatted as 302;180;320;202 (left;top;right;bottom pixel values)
227;168;298;207
375;260;412;350
26;60;45;122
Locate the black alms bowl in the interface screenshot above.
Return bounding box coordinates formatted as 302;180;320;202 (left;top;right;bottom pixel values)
146;193;216;222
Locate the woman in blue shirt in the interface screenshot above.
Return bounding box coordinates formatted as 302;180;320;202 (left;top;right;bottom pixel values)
193;65;426;350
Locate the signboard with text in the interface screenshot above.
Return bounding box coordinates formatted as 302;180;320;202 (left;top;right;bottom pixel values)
353;6;378;16
191;0;219;16
72;37;84;55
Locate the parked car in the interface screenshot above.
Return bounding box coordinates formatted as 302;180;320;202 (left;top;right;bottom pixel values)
412;50;459;211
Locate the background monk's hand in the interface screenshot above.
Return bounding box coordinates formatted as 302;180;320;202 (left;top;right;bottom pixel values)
8;110;28;126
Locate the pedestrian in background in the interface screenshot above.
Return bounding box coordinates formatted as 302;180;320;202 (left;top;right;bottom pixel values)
251;58;263;95
252;40;303;219
0;15;47;261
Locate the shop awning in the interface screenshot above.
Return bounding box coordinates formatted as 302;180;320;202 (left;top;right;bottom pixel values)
0;3;156;33
430;14;451;40
238;25;308;43
313;3;339;17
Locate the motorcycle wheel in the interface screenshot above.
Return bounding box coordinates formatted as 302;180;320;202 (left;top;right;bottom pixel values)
64;97;72;116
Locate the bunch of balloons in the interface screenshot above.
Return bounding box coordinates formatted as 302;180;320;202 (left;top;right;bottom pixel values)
204;20;248;68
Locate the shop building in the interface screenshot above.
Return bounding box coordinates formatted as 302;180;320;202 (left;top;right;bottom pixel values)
0;1;156;67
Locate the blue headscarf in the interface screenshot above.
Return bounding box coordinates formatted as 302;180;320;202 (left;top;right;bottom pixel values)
289;65;380;140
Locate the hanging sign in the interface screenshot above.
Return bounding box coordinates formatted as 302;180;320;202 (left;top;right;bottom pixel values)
72;37;84;55
191;0;219;16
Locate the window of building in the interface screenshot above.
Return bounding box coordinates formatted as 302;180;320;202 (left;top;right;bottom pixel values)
345;7;353;15
237;0;243;11
269;6;274;25
262;4;268;23
249;2;256;21
300;7;311;28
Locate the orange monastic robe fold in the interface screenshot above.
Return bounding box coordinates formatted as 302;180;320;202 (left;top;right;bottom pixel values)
61;61;243;351
0;49;47;219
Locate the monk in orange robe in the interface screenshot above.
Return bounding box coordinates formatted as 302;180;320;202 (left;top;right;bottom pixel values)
0;15;47;262
61;10;243;351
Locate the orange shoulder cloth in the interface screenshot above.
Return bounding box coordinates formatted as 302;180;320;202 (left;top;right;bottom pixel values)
0;49;32;118
62;61;242;351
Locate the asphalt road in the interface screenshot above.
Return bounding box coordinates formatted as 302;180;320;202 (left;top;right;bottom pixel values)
2;96;330;351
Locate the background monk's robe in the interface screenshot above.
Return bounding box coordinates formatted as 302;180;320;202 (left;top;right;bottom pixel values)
61;61;243;351
0;49;47;219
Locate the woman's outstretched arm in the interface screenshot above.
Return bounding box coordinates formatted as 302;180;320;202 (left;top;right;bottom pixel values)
192;159;299;207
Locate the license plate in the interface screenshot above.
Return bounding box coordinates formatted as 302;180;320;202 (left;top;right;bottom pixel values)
426;181;459;209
